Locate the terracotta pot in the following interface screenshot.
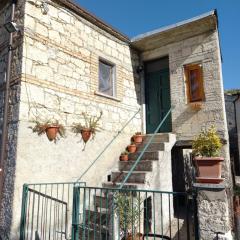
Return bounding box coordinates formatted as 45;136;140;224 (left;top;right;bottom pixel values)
133;134;143;144
81;128;92;143
120;154;128;161
45;126;60;141
127;144;137;153
194;157;224;183
127;233;143;240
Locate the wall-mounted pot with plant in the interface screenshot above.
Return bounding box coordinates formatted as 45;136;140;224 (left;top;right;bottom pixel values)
192;126;224;184
30;120;66;143
133;132;143;144
72;111;103;150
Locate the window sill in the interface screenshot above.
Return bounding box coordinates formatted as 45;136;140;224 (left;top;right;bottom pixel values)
188;101;203;110
94;91;121;102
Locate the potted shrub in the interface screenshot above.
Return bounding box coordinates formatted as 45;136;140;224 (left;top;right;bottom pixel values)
133;132;143;144
192;126;224;184
127;142;137;153
72;111;103;149
115;192;143;240
31;120;66;143
120;151;129;161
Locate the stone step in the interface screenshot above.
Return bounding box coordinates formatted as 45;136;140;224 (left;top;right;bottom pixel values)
128;151;159;161
111;171;145;184
137;142;165;151
94;195;109;209
118;160;152;172
143;133;171;143
79;223;109;239
102;182;142;190
85;210;108;224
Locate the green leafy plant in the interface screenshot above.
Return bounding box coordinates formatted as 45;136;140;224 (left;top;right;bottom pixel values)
114;192;143;236
192;126;222;157
30;120;66;142
72;111;103;139
121;150;129;155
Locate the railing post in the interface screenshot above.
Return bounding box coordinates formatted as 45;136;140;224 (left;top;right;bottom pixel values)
72;186;80;240
192;189;199;240
20;184;29;240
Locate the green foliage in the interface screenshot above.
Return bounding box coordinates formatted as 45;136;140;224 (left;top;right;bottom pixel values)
72;111;103;139
192;126;222;157
225;89;240;95
121;150;129;155
114;192;142;234
30;120;66;141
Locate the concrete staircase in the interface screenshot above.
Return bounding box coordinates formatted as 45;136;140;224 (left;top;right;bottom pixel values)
79;133;176;239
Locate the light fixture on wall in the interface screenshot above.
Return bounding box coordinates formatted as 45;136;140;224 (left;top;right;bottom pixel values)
3;21;19;33
136;65;144;74
41;1;49;14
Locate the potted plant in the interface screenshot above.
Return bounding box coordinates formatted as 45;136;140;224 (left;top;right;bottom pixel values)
133;132;143;144
120;151;129;161
192;126;224;184
30;120;66;143
127;142;137;153
72;111;103;149
115;192;143;240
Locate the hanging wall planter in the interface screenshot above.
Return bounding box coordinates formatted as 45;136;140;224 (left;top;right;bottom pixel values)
81;128;92;143
192;126;224;184
72;111;103;150
30;120;66;143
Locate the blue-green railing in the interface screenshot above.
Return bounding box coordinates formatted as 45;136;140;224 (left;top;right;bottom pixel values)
20;182;85;240
76;108;141;182
71;186;198;240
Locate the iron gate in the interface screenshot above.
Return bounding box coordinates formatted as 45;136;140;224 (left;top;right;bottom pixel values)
71;186;199;240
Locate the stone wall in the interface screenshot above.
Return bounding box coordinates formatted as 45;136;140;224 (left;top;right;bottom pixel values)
9;0;141;238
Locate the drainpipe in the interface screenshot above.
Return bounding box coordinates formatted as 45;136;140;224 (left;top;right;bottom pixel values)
0;0;17;195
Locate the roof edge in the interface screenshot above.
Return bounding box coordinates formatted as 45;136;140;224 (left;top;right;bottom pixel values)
53;0;130;43
131;10;217;43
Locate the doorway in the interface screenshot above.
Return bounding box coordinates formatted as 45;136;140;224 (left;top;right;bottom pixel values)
144;57;171;133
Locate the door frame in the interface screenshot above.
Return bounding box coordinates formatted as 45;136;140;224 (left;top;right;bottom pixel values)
141;56;171;134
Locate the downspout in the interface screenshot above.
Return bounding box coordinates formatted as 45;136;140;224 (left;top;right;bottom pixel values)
0;0;17;197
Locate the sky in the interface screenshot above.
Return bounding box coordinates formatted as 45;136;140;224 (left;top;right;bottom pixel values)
75;0;239;90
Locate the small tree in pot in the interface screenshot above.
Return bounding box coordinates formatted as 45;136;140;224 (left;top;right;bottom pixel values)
192;126;224;184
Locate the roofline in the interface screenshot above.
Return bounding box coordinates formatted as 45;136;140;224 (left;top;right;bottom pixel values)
131;10;217;42
53;0;130;43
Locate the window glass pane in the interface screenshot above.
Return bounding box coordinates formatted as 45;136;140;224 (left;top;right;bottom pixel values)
99;61;114;96
189;69;200;101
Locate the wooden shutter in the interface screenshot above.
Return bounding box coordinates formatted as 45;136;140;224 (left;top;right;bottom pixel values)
185;64;204;102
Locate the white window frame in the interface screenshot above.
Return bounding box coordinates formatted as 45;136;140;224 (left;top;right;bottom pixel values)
98;58;116;97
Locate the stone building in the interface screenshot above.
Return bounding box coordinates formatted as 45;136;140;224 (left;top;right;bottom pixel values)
0;0;233;239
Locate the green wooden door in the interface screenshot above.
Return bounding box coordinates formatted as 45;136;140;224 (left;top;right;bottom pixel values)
145;69;172;133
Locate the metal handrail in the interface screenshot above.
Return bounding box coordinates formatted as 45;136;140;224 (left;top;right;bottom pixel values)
76;108;141;182
119;106;174;189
